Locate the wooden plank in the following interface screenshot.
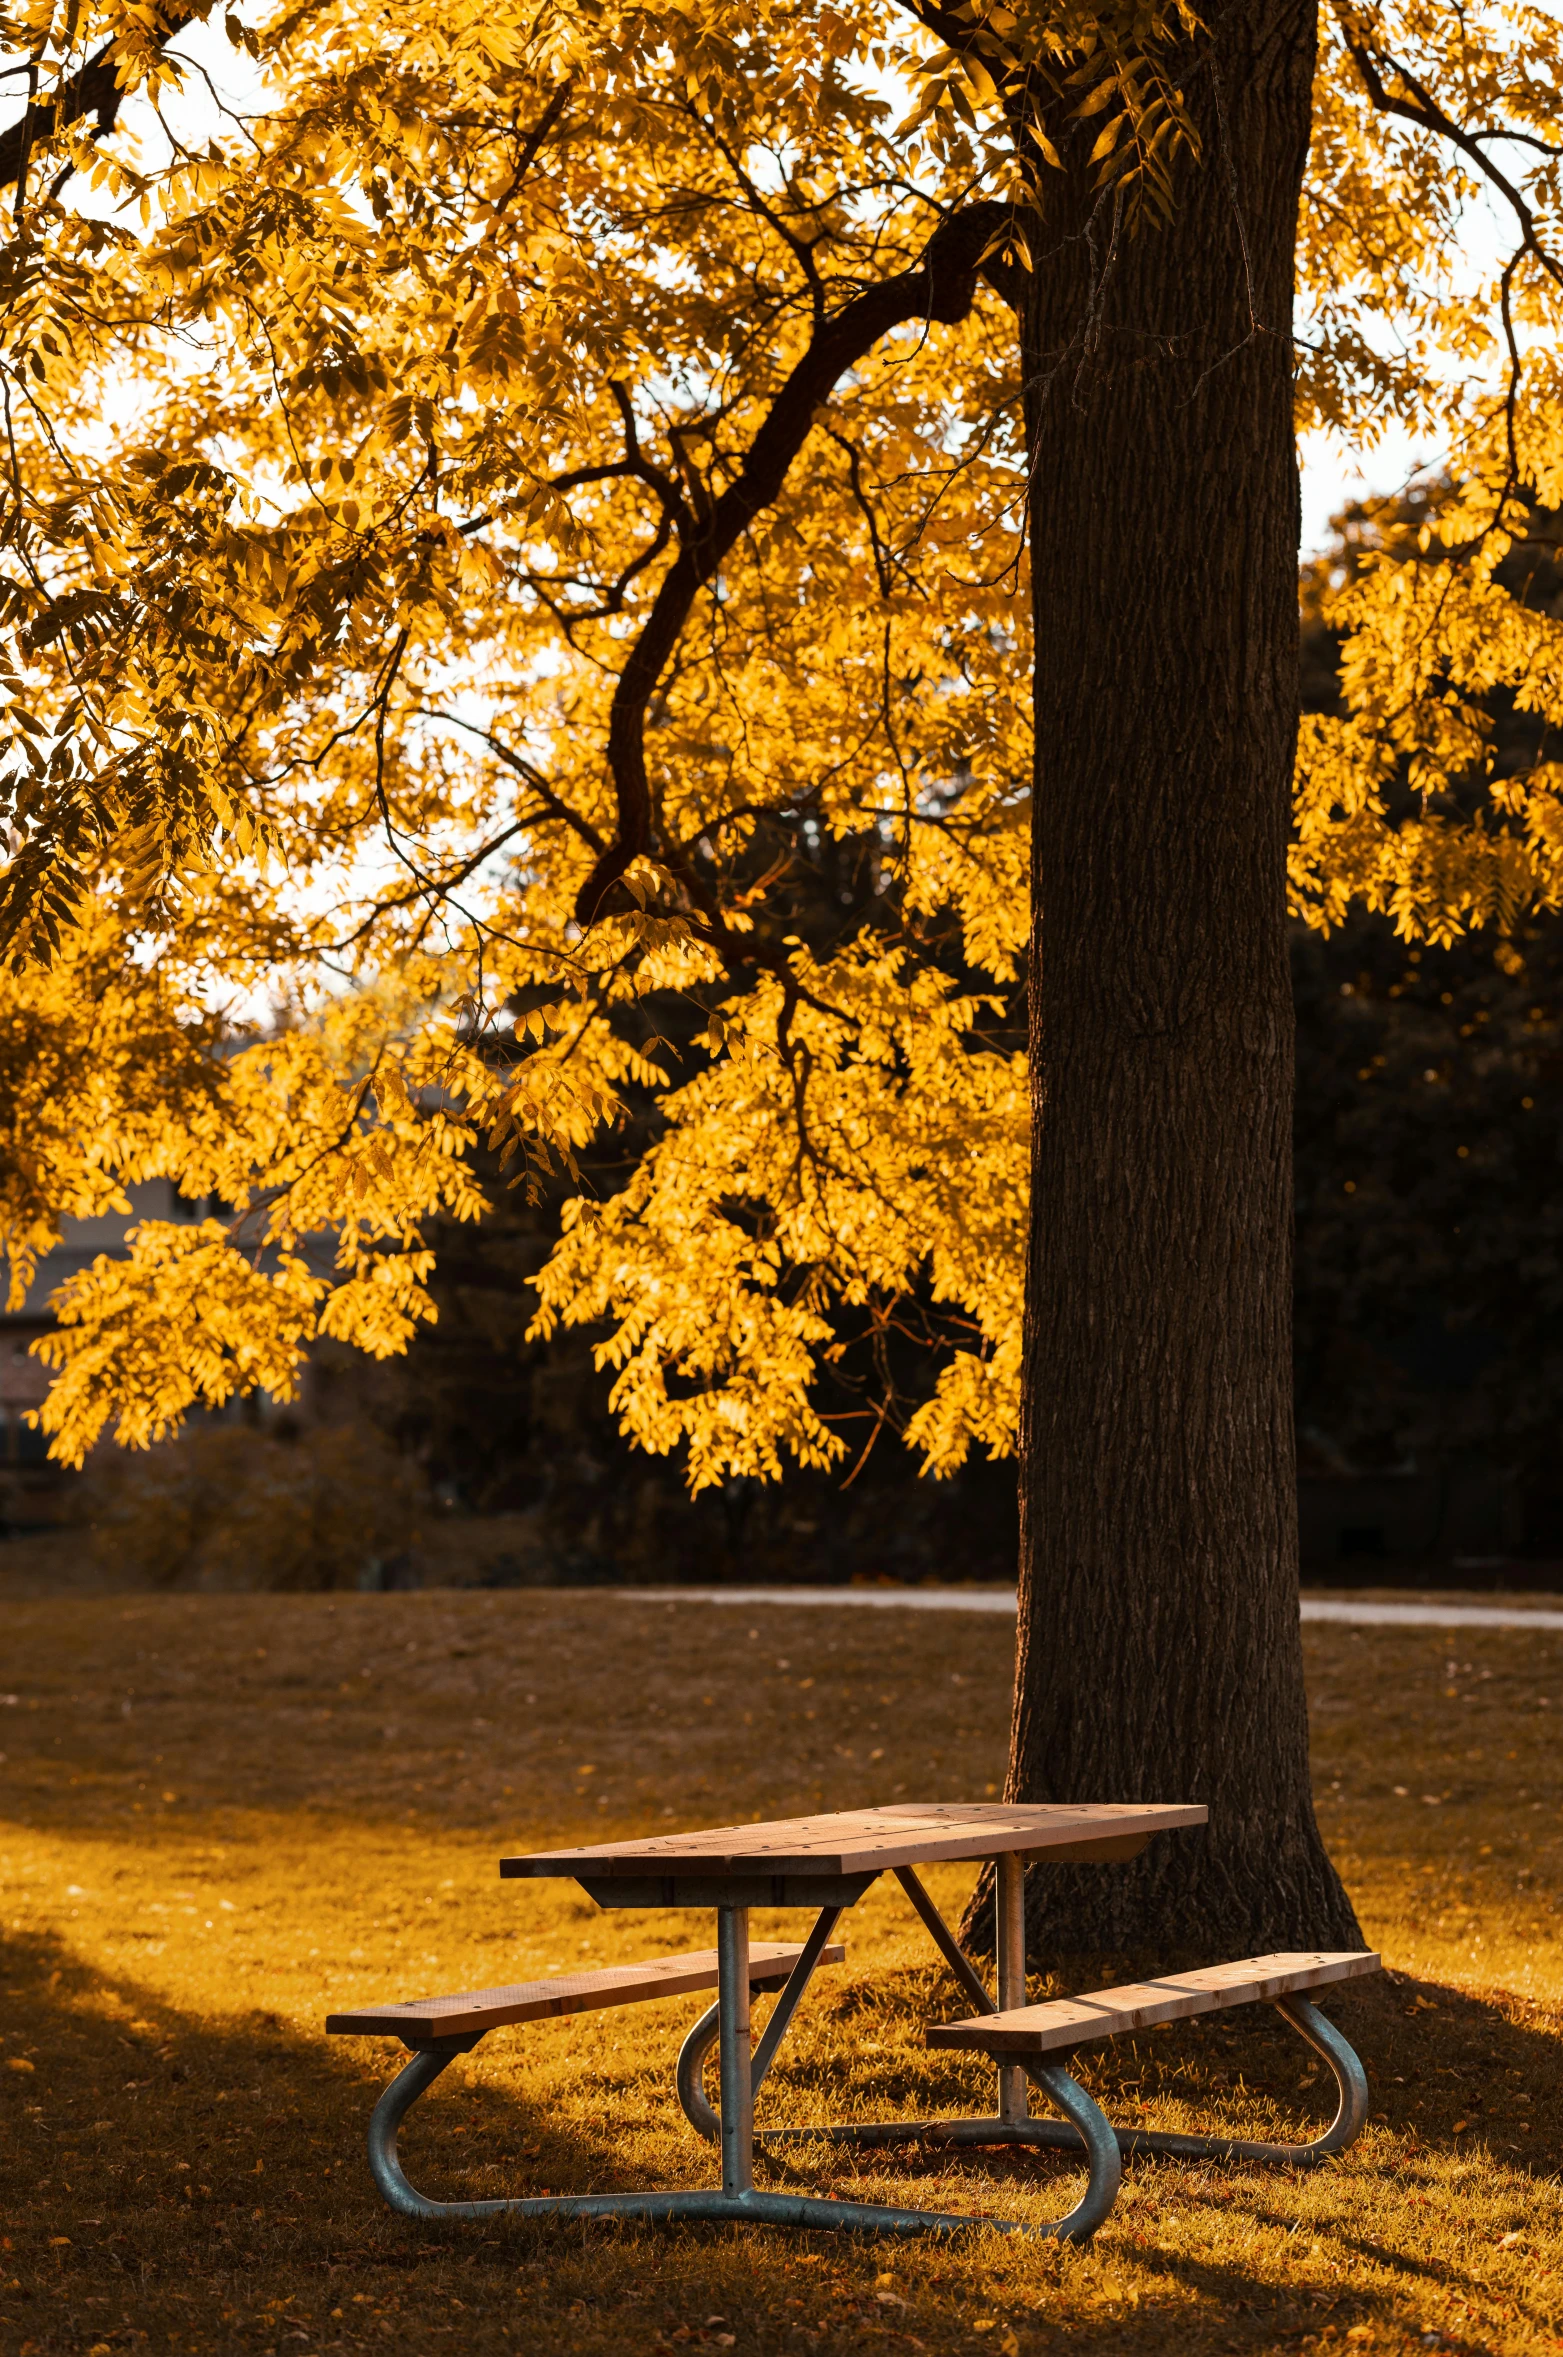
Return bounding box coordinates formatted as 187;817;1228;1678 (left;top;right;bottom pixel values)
502;1802;1206;1882
926;1950;1383;2055
326;1940;845;2042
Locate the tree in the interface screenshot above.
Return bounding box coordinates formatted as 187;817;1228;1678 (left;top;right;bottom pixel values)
0;0;1037;1480
1;0;1561;1953
999;0;1357;1954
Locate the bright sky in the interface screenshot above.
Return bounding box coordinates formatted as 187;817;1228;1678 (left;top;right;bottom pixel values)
1298;422;1441;556
1294;173;1523;554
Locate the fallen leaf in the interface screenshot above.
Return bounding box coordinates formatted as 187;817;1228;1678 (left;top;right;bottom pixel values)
5;2057;34;2073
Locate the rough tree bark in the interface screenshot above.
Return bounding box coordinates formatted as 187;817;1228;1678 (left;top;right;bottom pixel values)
981;0;1363;1958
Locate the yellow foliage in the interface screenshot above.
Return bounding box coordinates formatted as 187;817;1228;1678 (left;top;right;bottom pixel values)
0;0;1557;1479
532;951;1027;1485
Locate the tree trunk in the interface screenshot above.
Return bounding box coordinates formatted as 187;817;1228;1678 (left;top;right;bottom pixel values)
984;0;1363;1960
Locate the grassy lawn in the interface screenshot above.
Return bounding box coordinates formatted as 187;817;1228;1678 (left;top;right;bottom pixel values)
1;1589;1561;2356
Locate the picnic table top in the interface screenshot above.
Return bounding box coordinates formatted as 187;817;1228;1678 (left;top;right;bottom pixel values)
501;1799;1207;1881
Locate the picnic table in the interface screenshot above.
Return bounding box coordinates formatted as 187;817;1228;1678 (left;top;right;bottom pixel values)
331;1799;1379;2242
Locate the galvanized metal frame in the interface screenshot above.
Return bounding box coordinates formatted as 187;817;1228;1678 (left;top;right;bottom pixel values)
354;1852;1371;2243
675;1868;1370;2174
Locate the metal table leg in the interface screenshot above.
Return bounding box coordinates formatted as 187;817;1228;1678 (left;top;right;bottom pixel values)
995;1851;1028;2128
716;1905;754;2197
677;1903;845;2136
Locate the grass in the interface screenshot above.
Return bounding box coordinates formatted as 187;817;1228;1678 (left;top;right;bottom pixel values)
1;1587;1561;2356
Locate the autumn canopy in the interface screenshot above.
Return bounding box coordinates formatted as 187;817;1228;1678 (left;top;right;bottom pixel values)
0;0;1558;1481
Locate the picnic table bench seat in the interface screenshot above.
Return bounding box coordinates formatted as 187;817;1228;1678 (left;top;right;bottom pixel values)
327;1938;845;2051
925;1947;1381;2172
927;1949;1382;2057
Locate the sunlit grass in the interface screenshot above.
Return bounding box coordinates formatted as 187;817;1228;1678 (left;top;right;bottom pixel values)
1;1588;1561;2353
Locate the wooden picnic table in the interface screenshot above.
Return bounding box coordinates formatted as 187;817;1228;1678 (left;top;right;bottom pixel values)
339;1796;1377;2245
495;1800;1205;2237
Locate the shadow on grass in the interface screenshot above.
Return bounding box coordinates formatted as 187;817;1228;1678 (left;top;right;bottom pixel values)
0;1915;691;2236
1;1928;1556;2355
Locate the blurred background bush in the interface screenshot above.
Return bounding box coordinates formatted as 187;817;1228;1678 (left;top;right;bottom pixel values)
81;1421;424;1591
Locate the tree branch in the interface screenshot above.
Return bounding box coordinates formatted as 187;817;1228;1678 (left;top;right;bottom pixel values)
1343;27;1563;514
1343;31;1563;296
573;198;1017;926
490;78;574;215
415;709;607;857
0;5;202;192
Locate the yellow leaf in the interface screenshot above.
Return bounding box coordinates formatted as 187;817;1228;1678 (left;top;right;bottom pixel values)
1089;111;1124;165
1072;75;1119;118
